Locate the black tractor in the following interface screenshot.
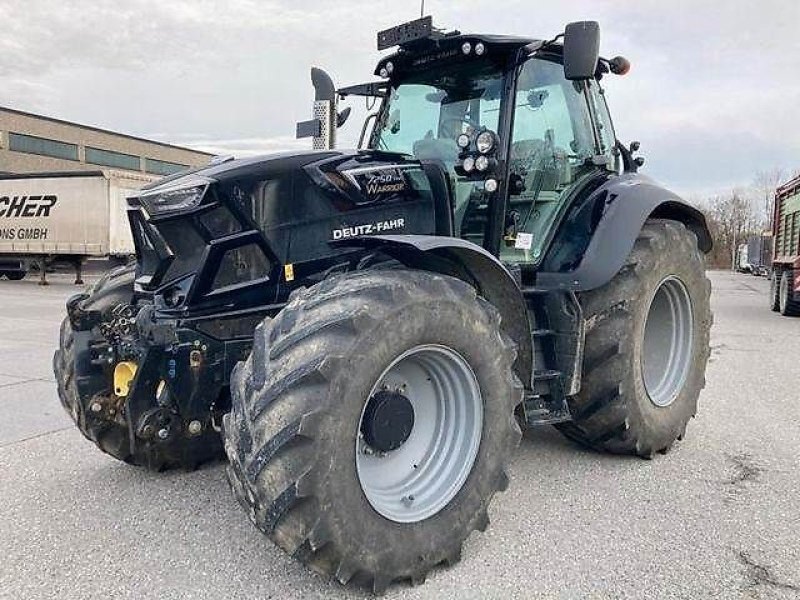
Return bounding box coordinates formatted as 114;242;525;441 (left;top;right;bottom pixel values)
54;18;712;593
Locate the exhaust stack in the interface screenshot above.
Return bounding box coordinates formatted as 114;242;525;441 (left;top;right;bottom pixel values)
296;67;337;150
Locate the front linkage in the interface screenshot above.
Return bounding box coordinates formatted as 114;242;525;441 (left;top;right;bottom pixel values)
55;269;230;470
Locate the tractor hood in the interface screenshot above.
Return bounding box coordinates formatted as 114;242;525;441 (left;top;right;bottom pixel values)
140;150;341;192
128;149;447;311
138;148;431;205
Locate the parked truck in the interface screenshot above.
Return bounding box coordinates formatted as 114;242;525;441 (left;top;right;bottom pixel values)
737;234;772;276
0;170;157;283
748;234;772;276
769;173;800;315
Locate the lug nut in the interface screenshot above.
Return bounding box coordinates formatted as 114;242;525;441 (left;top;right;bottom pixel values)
142;424;154;438
187;420;202;435
157;428;169;440
401;495;415;506
90;402;103;413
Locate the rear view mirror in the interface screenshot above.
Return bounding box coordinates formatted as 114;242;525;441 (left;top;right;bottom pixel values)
563;21;600;80
336;107;352;128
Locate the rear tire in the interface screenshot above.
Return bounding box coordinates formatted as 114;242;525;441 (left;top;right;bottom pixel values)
778;270;800;316
5;270;25;281
557;219;712;457
769;271;781;312
224;270;522;593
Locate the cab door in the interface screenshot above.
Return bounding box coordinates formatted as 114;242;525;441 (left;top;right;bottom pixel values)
500;56;601;265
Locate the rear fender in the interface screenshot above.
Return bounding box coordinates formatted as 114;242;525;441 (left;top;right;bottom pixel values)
336;234;533;388
538;174;712;291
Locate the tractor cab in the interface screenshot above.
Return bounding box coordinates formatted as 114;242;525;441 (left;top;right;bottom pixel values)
331;18;630;269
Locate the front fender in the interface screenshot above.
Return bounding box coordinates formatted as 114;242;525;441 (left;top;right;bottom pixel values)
335;234;534;389
538;173;712;291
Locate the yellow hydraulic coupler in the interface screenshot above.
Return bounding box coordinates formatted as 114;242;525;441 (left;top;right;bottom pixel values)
113;361;138;397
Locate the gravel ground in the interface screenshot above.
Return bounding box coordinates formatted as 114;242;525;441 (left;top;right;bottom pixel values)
0;270;798;599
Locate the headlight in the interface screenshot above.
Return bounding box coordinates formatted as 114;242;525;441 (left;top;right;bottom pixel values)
475;155;490;172
139;179;211;216
462;156;475;173
484;178;498;193
476;131;496;154
457;133;471;149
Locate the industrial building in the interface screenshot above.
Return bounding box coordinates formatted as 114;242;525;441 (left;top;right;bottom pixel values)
0;106;213;176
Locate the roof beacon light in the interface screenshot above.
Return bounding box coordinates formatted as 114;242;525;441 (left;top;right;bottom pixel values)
386;61;395;75
475;42;486;56
379;67;389;78
462;42;472;55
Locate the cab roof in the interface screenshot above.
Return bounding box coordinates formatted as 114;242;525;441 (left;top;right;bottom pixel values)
375;32;543;78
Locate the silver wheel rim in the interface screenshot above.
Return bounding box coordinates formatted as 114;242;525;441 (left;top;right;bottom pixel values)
642;276;694;407
356;344;483;523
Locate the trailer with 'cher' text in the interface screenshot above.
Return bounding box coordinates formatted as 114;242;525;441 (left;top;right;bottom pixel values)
0;170;157;284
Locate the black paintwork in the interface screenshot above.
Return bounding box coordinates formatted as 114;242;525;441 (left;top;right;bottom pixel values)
538;173;711;290
131;149;441;311
375;33;539;79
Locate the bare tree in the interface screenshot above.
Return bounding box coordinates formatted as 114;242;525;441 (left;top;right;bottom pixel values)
703;189;761;268
687;165;798;269
753;168;786;229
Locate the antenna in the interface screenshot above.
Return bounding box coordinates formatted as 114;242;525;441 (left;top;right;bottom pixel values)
420;0;425;17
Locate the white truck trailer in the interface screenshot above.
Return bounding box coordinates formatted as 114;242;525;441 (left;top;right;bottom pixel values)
0;170;158;284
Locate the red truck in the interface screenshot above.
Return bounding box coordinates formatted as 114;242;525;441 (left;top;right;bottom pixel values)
770;173;800;315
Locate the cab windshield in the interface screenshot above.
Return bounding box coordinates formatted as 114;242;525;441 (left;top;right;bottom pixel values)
371;61;505;239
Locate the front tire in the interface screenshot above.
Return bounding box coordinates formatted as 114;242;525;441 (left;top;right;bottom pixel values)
558;219;712;457
5;270;26;281
224;270;522;593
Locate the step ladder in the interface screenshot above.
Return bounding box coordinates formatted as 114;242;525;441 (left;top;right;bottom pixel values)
523;325;572;426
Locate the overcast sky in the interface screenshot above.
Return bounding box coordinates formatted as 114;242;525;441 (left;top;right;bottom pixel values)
1;0;798;198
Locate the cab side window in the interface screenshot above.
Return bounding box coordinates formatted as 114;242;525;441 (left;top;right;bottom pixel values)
587;80;618;171
502;58;596;264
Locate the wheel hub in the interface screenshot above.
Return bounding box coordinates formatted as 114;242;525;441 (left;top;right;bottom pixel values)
361;389;415;453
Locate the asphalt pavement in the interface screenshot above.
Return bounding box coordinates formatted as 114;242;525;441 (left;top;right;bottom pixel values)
0;270;798;599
